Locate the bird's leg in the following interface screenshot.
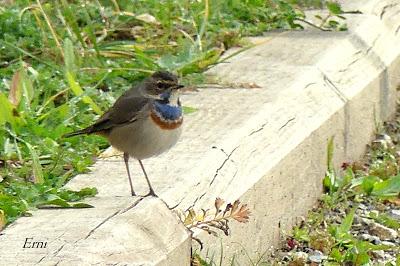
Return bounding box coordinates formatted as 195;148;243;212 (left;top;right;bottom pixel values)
124;153;136;196
138;160;156;197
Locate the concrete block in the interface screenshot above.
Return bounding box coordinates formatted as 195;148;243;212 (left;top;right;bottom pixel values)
0;197;191;265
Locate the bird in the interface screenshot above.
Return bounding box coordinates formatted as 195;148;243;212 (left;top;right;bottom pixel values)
64;71;184;197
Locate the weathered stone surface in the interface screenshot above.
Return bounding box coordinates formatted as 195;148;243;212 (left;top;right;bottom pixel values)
1;0;400;265
0;197;191;265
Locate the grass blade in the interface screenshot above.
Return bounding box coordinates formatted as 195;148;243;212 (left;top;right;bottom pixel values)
0;93;19;128
64;38;102;115
25;142;44;184
65;73;102;115
64;38;76;75
338;208;355;235
60;0;87;48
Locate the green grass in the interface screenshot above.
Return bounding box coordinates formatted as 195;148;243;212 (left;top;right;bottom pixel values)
284;138;400;265
0;0;344;227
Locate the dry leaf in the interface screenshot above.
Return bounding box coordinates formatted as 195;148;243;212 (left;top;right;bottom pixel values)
385;197;400;206
98;146;123;158
9;70;22;107
135;13;160;25
230;200;240;214
196;209;205;222
232;204;251;223
119;11;136;17
241;82;261;89
199;225;218;237
223;203;232;216
215;197;224;213
9;66;34;109
181;197;251;244
184;208;196;226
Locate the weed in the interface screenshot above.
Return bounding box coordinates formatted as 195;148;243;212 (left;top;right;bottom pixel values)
179;198;250;250
266;132;400;264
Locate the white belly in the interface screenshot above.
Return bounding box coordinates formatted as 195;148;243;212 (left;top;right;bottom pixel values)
107;117;182;160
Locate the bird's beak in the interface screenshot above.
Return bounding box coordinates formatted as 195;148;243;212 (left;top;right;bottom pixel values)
172;84;184;90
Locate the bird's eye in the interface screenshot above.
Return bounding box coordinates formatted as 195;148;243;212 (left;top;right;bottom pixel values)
156;80;175;89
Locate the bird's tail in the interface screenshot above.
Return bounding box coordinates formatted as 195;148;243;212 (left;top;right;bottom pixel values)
63;128;91;138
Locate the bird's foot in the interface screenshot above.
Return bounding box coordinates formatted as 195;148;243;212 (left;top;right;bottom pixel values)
140;189;180;211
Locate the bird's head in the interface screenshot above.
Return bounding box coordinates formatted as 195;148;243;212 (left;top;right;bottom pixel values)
142;71;183;100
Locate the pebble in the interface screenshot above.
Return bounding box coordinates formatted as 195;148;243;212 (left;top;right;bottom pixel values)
381;240;397;247
358;203;367;210
389;209;400;220
309;250;327;263
292;251;308;262
352;223;363;230
360;217;373;226
372;134;394;149
360;233;382;244
369;222;398;240
371;250;385;260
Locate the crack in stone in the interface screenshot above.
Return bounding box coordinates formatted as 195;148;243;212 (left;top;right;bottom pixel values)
212;146;235;161
170;196;186;210
209;145;240;186
156;195;180;210
84;210;121;240
380;3;399;19
249;148;258;158
84;198;143;240
36;255;46;264
172;181;204;211
365;36;380;55
224;168;239;190
120;197;144;214
279;117;296;131
53;243;66;256
248;122;268;136
348;33;385;72
395;24;400;35
321;73;348;103
185;191;207;212
304;82;316;89
338;54;363;73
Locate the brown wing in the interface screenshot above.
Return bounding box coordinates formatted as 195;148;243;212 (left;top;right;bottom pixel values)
64;90;150;137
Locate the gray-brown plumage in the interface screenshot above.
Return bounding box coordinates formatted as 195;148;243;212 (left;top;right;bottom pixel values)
64;71;184;196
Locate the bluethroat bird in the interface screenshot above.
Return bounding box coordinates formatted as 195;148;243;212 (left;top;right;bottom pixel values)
64;71;184;197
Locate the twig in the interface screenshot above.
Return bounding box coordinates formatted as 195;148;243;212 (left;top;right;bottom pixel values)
36;0;64;59
294;18;331;31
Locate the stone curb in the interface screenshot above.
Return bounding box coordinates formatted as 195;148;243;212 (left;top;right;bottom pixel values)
1;0;400;265
0;197;191;265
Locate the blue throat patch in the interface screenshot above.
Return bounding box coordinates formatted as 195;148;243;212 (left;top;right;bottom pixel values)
153;101;182;121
